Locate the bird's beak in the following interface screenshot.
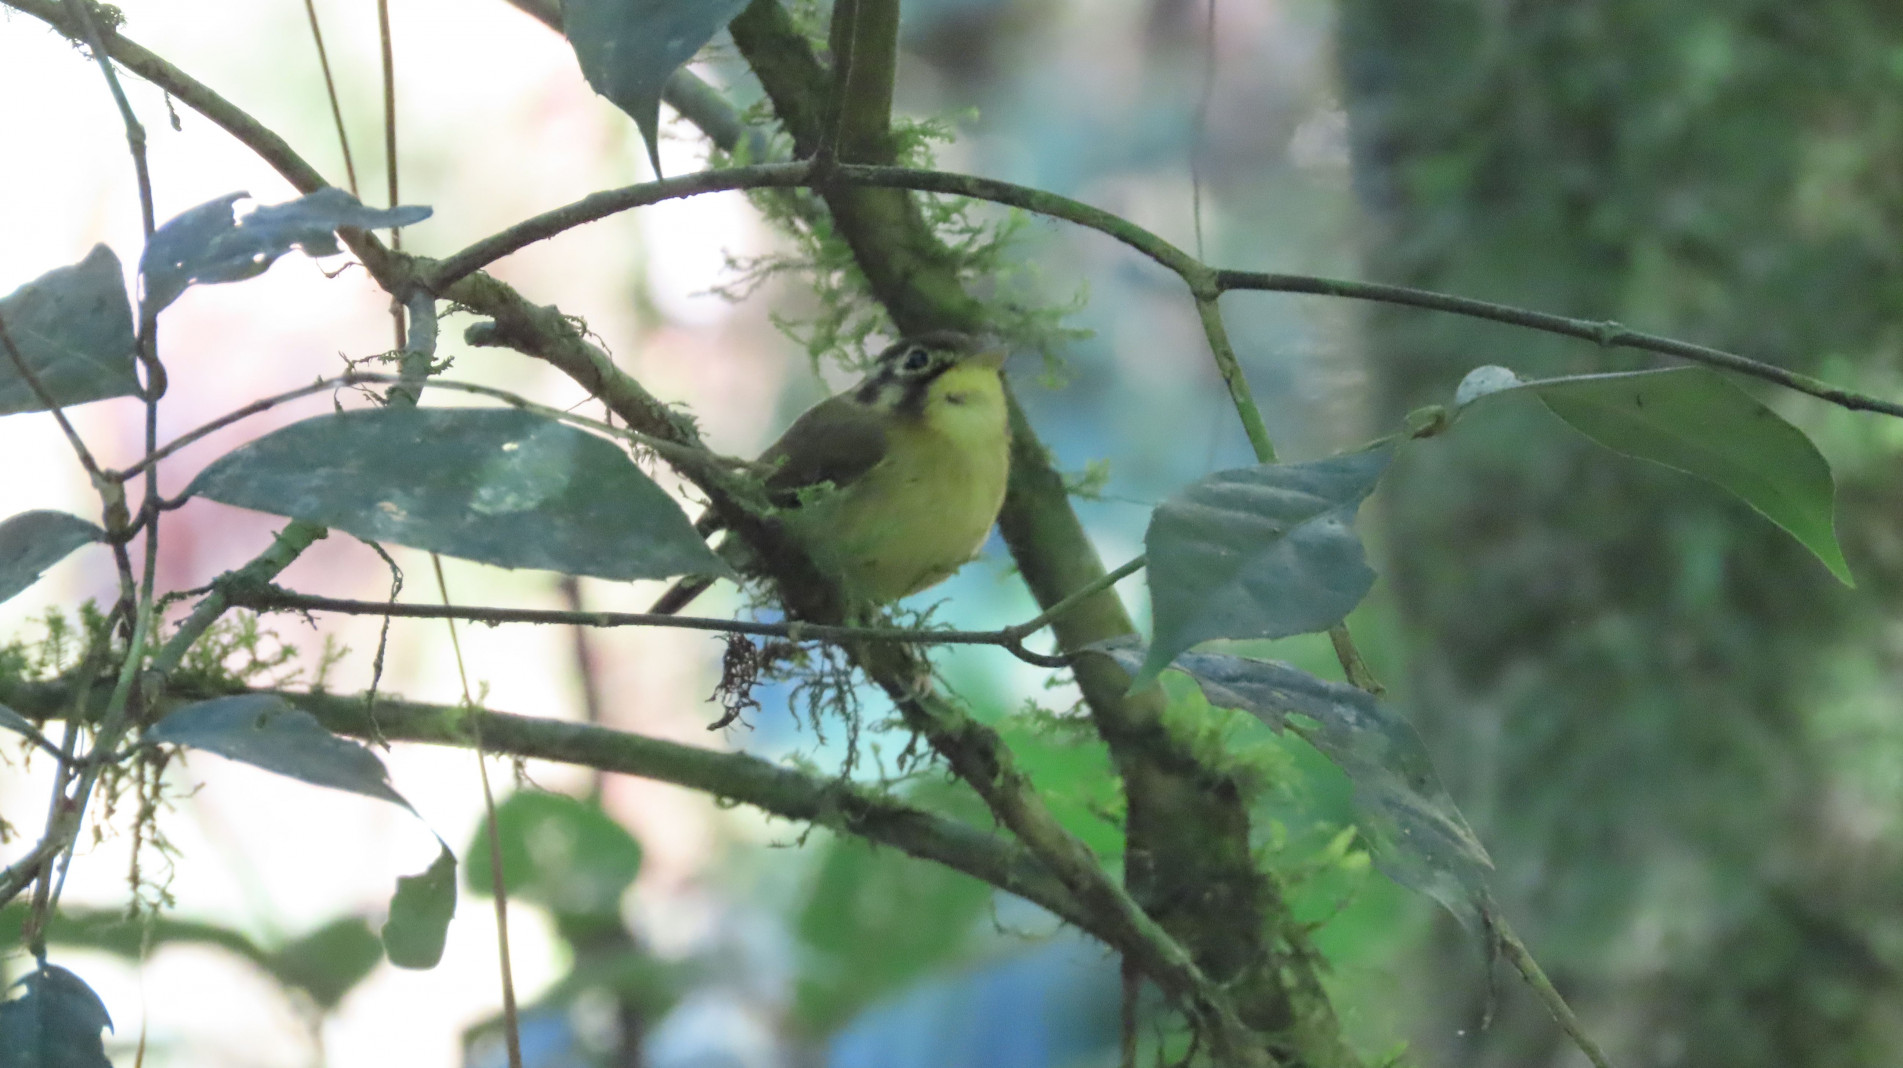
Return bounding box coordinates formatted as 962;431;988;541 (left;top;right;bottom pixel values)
971;346;1009;371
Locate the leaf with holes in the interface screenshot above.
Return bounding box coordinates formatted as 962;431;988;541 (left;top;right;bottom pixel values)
140;189;431;317
562;0;751;177
0;246;138;416
1097;640;1493;931
382;845;458;969
186;407;729;581
1510;367;1851;585
0;964;113;1068
1136;447;1392;686
146;694;413;811
0;510;106;606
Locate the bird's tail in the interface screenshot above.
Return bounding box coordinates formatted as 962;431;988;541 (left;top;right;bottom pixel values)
649;510;741;615
648;574;715;615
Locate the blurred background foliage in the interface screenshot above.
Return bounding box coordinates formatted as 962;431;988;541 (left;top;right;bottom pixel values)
7;0;1903;1064
1341;1;1903;1065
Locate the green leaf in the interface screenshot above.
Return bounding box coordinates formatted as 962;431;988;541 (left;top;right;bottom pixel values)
0;964;113;1068
140;189;431;317
186;407;730;581
0;245;138;416
464;791;642;922
1519;367;1852;585
147;694;413;811
0;510;106;606
1095;640;1494;932
382;845;458;970
790;832;992;1038
271;917;384;1010
562;0;751;178
1137;447;1393;687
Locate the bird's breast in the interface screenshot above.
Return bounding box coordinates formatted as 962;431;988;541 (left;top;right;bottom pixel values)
797;410;1010;605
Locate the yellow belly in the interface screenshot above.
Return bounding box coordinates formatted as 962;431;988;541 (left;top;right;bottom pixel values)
791;419;1010;606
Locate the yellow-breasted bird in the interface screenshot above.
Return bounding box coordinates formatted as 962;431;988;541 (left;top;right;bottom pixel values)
650;331;1012;615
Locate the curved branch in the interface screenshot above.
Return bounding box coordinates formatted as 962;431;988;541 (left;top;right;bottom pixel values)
428;154;1903;420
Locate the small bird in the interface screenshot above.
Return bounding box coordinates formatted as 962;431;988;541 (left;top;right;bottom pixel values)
651;331;1012;616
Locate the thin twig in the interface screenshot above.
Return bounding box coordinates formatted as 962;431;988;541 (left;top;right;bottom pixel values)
300;0;360;195
61;0;153;236
1192;295;1276;463
1005;555;1147;640
428;163;814;289
1190;0;1216;261
1211;267;1903;419
376;0;406;350
115;371;730;485
0;832;73;913
1497;918;1616;1068
218;586;1089;668
0;313;110;486
415;158;1903;420
430;557;523;1068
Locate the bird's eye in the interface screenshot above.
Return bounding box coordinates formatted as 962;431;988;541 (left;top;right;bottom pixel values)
901;347;932;372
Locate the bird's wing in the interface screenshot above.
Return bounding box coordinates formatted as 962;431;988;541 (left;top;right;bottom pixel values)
758;394;890;504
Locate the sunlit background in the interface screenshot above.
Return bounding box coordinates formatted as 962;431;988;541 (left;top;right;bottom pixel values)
7;0;1903;1065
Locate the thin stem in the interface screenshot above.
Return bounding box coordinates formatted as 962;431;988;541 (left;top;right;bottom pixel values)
1190;0;1216;261
376;0;406;350
217;587;1076;668
150;522;329;676
0;835;72;912
300;0;360;196
1497;918;1615;1068
62;0;153;237
0;313;109;486
41;601;153;924
428;163;814;289
431;557;523;1068
1005;555;1147;640
1212;268;1903;419
1193;295;1276;464
118;372;727;485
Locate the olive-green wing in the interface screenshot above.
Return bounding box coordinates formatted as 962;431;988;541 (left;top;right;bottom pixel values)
758;394;890;503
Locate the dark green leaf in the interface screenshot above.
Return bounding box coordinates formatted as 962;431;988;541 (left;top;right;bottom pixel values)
0;246;138;416
1514;367;1852;585
185;407;729;581
147;694;412;811
1096;640;1493;931
562;0;751;177
0;510;106;606
270;917;384;1010
0;964;113;1068
140;190;431;317
464;791;642;922
383;845;458;969
1138;447;1392;686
